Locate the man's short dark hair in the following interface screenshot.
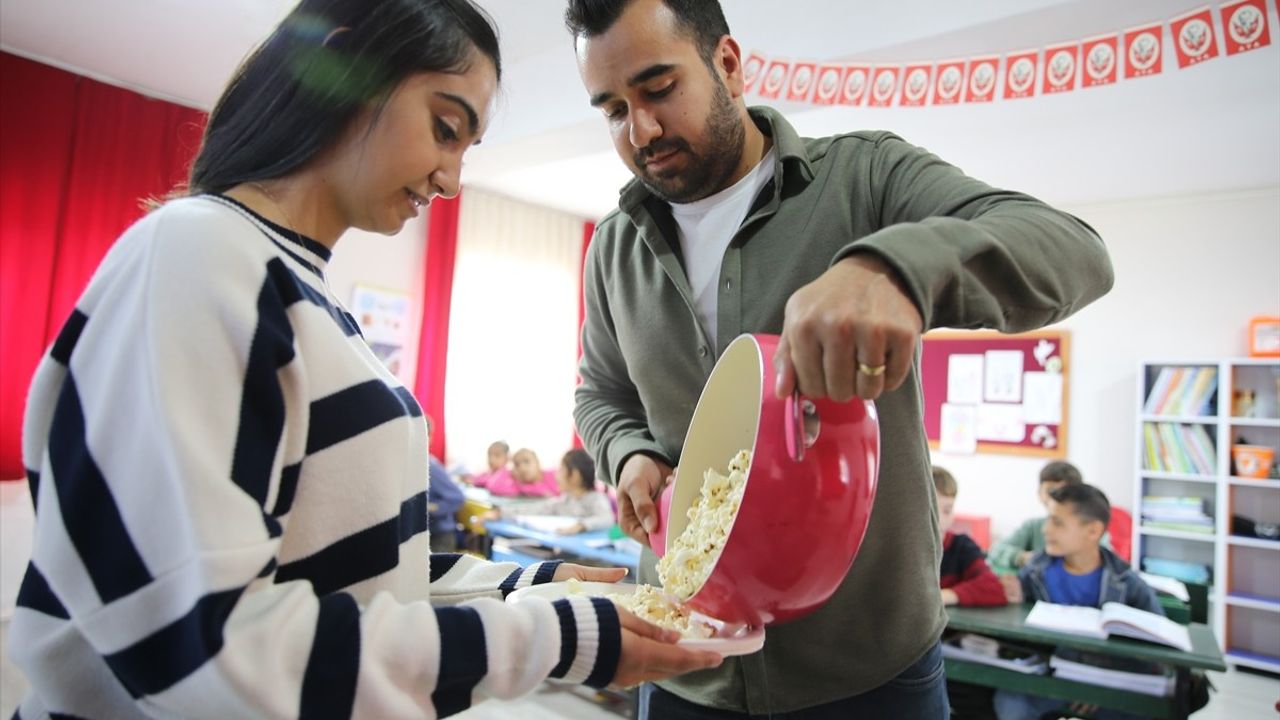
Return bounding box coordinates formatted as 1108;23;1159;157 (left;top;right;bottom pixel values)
1039;460;1082;486
564;0;730;66
1049;483;1111;529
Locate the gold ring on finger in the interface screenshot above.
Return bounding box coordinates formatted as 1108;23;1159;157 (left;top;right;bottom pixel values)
857;362;886;377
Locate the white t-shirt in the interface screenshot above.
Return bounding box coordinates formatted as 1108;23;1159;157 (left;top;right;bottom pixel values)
670;148;776;345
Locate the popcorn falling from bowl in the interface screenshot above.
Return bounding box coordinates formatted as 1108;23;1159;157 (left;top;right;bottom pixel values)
605;450;752;637
657;449;751;601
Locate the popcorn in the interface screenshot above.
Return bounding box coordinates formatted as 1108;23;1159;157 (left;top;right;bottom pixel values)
609;584;715;639
656;449;751;602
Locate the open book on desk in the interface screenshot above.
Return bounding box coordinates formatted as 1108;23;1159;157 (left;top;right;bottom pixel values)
1025;601;1192;652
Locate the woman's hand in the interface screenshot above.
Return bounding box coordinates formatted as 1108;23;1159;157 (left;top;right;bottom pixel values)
612;608;722;688
551;564;628;583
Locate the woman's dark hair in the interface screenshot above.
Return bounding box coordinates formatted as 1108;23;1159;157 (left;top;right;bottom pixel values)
561;449;596;491
564;0;729;69
188;0;500;195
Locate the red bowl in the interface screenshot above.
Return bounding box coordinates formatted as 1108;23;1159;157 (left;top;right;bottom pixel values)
649;333;880;628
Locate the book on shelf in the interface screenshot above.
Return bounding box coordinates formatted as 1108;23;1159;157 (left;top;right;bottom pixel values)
1139;572;1190;602
1048;655;1175;697
1141;557;1211;585
1143;366;1217;417
940;633;1048;674
1024;601;1192;652
1143;520;1214;534
1141;423;1216;474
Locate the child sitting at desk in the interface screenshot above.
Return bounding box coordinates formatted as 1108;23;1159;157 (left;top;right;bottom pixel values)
996;483;1162;720
935;467;1006;608
476;447;560;497
988;461;1111;575
486;450;614;534
466;440;514;488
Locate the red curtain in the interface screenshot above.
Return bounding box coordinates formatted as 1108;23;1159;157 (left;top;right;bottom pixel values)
572;221;596;449
0;52;205;479
414;195;462;461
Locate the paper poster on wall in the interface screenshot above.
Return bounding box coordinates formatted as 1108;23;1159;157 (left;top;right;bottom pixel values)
976;403;1026;442
351;284;412;376
947;354;984;404
984;350;1024;402
1022;371;1064;424
939;403;978;454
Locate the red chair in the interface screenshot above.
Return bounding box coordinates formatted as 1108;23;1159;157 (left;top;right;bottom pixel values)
1110;506;1133;563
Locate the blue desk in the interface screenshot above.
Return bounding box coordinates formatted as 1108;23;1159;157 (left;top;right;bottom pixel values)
484;520;642;570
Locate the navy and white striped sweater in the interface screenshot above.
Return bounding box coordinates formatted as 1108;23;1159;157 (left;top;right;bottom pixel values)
11;195;620;719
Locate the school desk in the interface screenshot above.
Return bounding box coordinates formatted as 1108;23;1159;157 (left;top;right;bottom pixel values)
944;603;1225;720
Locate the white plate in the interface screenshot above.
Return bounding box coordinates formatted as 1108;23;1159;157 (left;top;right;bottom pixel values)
506;581;765;657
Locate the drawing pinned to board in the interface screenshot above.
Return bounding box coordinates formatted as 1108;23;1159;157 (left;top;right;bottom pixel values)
984;350;1024;402
1023;372;1064;424
940;402;978;454
948;354;984;404
351;285;412;377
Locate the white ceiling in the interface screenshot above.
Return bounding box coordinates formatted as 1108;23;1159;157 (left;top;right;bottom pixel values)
2;0;1277;220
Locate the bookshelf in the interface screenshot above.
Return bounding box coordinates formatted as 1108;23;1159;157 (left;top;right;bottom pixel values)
1135;358;1280;673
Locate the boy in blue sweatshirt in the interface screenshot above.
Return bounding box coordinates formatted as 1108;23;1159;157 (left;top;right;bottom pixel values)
997;484;1161;720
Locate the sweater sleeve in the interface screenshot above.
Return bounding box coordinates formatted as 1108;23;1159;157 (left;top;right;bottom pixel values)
836;134;1114;334
11;205;620;719
574;230;672;486
988;518;1039;569
947;537;1008;607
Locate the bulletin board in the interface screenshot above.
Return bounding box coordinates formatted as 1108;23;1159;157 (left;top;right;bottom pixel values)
921;329;1069;458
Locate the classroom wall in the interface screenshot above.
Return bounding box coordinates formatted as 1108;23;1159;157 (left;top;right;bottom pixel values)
326;214;428;392
936;186;1280;542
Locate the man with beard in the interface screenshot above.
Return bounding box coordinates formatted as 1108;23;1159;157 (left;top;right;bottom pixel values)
566;0;1115;717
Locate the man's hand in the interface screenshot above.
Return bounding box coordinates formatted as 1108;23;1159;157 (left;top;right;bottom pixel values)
940;588;960;606
774;254;923;401
617;454;674;546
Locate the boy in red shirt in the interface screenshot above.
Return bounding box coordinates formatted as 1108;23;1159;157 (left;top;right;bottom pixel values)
936;467;1006;607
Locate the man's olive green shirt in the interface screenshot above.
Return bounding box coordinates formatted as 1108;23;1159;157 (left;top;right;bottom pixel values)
574;106;1114;714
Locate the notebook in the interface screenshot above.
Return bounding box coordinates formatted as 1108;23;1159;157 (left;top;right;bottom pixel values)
1024;601;1192;652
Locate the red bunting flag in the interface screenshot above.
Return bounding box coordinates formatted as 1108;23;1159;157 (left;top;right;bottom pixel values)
1004;49;1039;99
932;59;966;105
1043;42;1080;94
1220;0;1272;55
812;65;845;105
743;52;767;94
839;64;871;106
867;65;901;107
1123;23;1164;78
1171;6;1220;68
1081;34;1119;87
899;63;933;106
964;56;999;103
787;62;817;102
758;59;790;99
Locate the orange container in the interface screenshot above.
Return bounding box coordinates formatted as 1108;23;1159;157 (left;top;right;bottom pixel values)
1247;315;1280;358
1232;444;1275;479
